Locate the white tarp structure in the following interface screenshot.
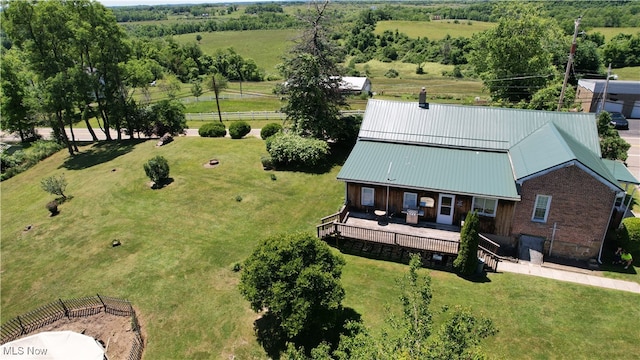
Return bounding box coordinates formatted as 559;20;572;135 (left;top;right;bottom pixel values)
1;331;104;360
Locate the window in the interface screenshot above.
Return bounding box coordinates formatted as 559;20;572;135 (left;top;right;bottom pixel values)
472;197;497;217
615;193;625;207
361;187;374;207
532;195;551;222
403;192;418;210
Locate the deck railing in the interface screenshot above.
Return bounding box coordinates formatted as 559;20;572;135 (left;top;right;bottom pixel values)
318;219;501;271
318;222;460;255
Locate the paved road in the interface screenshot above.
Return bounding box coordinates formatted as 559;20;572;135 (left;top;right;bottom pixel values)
620;118;639;181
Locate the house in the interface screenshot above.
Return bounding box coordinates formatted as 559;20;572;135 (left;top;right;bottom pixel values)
576;79;640;118
339;77;372;95
333;99;638;261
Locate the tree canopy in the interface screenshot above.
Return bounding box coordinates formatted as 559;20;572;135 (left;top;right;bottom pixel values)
277;0;347;140
468;3;560;103
239;232;346;340
598;111;631;162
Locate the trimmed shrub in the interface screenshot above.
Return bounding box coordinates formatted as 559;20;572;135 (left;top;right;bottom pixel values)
228;121;251;139
143;156;170;187
618;217;640;245
260;155;274;170
198;122;226;137
267;133;330;169
260;122;283;140
453;211;480;276
46;201;59;216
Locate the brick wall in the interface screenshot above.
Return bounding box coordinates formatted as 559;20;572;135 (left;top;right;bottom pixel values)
511;165;617;260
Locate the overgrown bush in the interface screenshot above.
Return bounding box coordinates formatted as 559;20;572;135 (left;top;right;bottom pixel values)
198;122;226;137
143;156;170;187
29;141;64;163
228;121;251;139
260;123;283;140
266;133;330;169
618;217;640;246
384;68;399;78
1;141;63;181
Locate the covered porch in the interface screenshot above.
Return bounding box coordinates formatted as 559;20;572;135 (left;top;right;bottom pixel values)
317;206;501;271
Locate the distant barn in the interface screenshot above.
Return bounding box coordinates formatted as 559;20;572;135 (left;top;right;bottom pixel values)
339;77;372;95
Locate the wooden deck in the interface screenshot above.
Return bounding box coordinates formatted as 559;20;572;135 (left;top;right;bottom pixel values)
317;209;501;271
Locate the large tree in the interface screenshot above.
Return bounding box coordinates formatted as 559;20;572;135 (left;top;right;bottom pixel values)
0;49;39;142
2;0;134;150
277;0;347;140
468;3;560;103
239;232;346;340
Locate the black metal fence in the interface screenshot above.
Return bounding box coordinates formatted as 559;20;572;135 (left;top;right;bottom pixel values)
1;294;144;360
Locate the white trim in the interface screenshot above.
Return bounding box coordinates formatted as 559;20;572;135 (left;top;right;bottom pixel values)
516;160;623;192
361;187;375;207
437;194;455;225
532;195;552;223
472;197;498;217
403;192;418;210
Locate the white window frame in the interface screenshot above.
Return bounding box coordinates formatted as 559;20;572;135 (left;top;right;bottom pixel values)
361;187;375;207
472;197;498;217
532;195;551;223
403;192;418;210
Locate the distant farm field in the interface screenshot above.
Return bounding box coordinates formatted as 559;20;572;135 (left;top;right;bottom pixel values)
173;29;298;75
375;19;495;40
591;27;640;41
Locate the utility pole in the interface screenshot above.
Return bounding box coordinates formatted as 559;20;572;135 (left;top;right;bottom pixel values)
600;63;612;113
557;16;582;111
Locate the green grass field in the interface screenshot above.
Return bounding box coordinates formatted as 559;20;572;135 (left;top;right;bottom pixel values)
1;138;638;359
591;27;640;41
375;19;495;40
173;29;296;76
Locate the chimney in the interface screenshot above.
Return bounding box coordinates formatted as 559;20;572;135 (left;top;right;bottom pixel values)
418;87;429;109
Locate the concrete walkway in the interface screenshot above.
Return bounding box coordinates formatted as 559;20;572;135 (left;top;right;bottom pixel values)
497;260;640;294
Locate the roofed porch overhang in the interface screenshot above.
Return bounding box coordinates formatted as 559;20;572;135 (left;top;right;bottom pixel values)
339;179;522;202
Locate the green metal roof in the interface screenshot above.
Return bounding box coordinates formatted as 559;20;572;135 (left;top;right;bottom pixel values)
339;99;627;199
602;159;640;185
359;99;600;154
337;140;520;200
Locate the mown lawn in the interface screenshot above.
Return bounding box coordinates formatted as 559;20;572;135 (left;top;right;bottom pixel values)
1;138;638;359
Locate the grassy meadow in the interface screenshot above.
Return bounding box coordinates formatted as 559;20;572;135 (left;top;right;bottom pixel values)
1;138;639;359
174;29;297;76
375;19;495;40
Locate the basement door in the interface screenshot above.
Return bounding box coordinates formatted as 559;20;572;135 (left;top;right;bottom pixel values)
436;194;455;225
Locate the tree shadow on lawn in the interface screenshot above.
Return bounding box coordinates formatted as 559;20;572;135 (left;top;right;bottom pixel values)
60;139;146;170
254;307;362;359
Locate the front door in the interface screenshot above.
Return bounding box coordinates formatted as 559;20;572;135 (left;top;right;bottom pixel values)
436;194;455;225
